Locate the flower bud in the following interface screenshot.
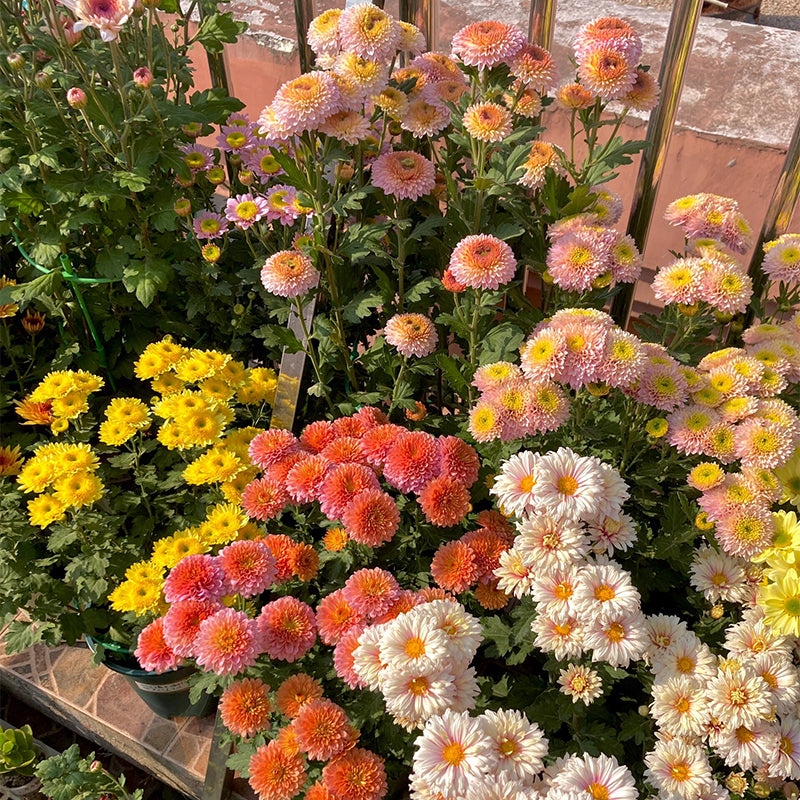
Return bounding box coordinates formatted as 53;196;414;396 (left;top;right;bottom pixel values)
678;302;699;317
175;174;195;188
725;773;748;795
206;166;226;185
21;310;45;334
714;310;734;324
6;53;24;71
784;782;799;800
133;66;153;89
442;267;466;293
202;244;221;264
238;169;254;187
710;603;724;620
754;783;771;798
66;87;87;109
228;153;242;167
233;303;245;315
335;163;354;182
89;760;102;773
182;122;203;138
405;401;427;422
173;198;192;217
591;270;613;289
34;71;52;90
637;705;650;717
35;49;51;64
388;120;403;136
170;22;180;33
541;269;554;286
586;381;609;397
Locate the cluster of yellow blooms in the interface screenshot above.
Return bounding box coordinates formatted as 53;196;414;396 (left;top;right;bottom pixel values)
130;338;277;452
109;502;258;615
98;397;152;446
16;442;104;528
16;370;104;433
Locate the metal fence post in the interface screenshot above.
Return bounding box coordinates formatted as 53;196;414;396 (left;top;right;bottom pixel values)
399;0;438;52
528;0;556;49
294;0;317;73
197;5;232;94
609;0;704;329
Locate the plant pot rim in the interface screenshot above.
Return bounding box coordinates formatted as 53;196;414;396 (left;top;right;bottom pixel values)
84;634;194;681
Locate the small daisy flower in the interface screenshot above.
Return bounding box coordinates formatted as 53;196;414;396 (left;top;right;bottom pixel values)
551;753;638;800
479;709;548;783
225;193;268;230
644;739;714;800
532;447;605;522
557;664;603;705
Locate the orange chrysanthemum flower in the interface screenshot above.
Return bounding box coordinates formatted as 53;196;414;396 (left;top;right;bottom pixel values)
323;527;349;552
290;543;320;582
15;398;54;425
322;747;386;800
430;540;479;593
475;577;511;610
0;445;23;477
249;740;306;800
462;102;512;143
275;673;324;719
305;781;335;800
276;724;302;757
220;678;272;738
293;699;354;761
418;476;471;528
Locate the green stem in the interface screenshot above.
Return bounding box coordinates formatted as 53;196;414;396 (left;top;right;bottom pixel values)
390;358;408;411
294;297;334;411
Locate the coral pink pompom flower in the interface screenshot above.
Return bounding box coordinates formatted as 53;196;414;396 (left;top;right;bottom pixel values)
135;617;182;674
258;596;318;662
448;234;517;291
194;608;261;676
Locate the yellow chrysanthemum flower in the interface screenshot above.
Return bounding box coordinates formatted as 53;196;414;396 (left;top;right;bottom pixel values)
98;419;137;446
202;502;248;545
218;360;248;387
759;570;800;637
109;579;164;615
125;560;165;583
51;391;89;420
156;422;186;450
180;409;224;447
30;371;76;401
71;371;104;394
105;397;151;429
151;532;210;570
752;510;800;565
221;427;262;460
175;355;217;383
199;377;235;402
183;448;244;485
775;448;800;508
27;493;67;528
17;459;54;493
134;351;171;380
220;467;259;503
0;445;23;477
149;338;187;364
53;470;104;508
150;372;183;396
50;443;99;475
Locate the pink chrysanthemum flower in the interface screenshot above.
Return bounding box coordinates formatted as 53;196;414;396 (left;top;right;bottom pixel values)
343;568;401;619
271;72;341;135
316;589;365;646
384;431;440;493
666;406;719;455
418;475;471;527
467;401;503;443
652;259;703;306
241;476;289;521
763;234;800;283
734;418;796;469
401;98;452;138
333;625;367;689
715;504;775;559
307;9;342;56
462;103;513;144
180;143;214;173
437;436;480;488
261;250;320;298
384;313;438;358
557;321;607;389
519;141;564;191
216;122;256;154
218;540;277;597
591;185;624;225
448;234;517;291
219;677;272;738
609;233;643;284
371;151;436;201
249;429;300;469
359;424;404;468
319;110;372;145
337;3;400;61
552;753;638;800
63;0;134;42
451;21;526;69
225;193;268;230
622;68;660;111
318;463;380;520
533;447;605;522
163;554;224;604
263;184;303;226
342;489;400;547
634;359;689;412
597;328;645;388
700;262;753;315
520;330;568;382
546;228;616;292
162;600;221;658
285;454;330;503
527;381;571;434
574;17;643;64
293;698;354;762
300;419;336;453
258;596;317;662
578;47;636;101
135;617;181;674
192;211;228;241
194;608;260;676
509;43;557;92
321;436;368;465
472;361;523;392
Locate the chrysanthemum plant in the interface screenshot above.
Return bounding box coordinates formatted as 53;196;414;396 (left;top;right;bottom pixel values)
0;0;271;391
0;339;277;653
198;8;655;420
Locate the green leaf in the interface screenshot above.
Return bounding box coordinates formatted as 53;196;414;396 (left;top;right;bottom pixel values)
194;12;247;54
478;322;525;365
342;290;383;324
122;258;172;307
0;269;62;305
112;171;149;192
433;353;470;398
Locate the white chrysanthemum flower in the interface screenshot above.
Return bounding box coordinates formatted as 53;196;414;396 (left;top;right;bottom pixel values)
495;546;535;599
710;719;780;770
551;753;637;800
707;663;774;729
644;739;714;799
379;612;450;675
531;566;581;623
650;634;717;684
491;451;541;518
465;775;529;800
412;710;492;797
352;623;389;691
750;652;800;715
531;612;585;660
557;664;603;705
767;715;800;779
382;666;455;730
690;546;750;604
587;513;637;555
572;560;641;624
479;709;548;784
584;611;647;668
450;666;480;713
651;675;708;738
419;600;483;666
644;614;690;659
516;514;590;571
724;613;792;659
587;461;629;521
532;447;605;522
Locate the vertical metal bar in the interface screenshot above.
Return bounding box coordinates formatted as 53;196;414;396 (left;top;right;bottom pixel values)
743;114;800;326
197;5;232;94
609;0;704;328
399;0;438;52
200;708;233;800
528;0;556;49
294;0;317;73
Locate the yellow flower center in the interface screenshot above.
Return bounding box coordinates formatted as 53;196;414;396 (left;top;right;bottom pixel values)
235;201;258;220
557;475;578;496
669;763;691;782
588;783;610;800
498;738;518;757
606;622;625;643
408;677;429;696
594;585;616;603
442;742;465;766
404;637;426;659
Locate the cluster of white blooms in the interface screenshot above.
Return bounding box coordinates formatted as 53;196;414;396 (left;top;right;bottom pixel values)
689;545;758;606
643;607;800;797
352;600;483;731
492;448;646;694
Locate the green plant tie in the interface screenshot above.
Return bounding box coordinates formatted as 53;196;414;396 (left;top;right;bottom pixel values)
10;224;117;390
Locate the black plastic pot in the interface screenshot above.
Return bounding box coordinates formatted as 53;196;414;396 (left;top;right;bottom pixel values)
84;636;215;719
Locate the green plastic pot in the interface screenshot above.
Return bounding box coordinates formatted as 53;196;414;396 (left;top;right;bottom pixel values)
84;636;216;719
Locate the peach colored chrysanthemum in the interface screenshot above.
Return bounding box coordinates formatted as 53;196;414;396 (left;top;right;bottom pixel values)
162;600;221;658
462;103;512;143
342;489;400;547
163;554;224;604
556;82;595;109
250;429;300;469
451;21;526;69
333;626;367;689
337;3;400;61
306;781;335;800
261;534;299;583
401;98;451;138
430;540;479;593
510;43;557;92
67;0;133;42
275;673;324;718
578;47;637;100
194;608;261;676
323;527;349;552
461;527;512;578
285;454;330;503
219;540;277;597
622;68;660;111
322;747;387;800
307;9;341;56
574;17;643;64
135;617;181;674
371;151;436;201
258;596;317;662
449;234;517;290
437;436;480;487
249;740;306;800
294;699;354;761
359;424;404;468
384;313;438;358
384;431;440;493
289;543;319;582
261;251;320;299
271;72;341;135
418;476;471;527
343;568;401;618
241;477;289;521
519;141;563;190
475;577;510;610
220;678;272;738
321;436;367;465
316;589;365;646
319;463;380;520
300;420;337;453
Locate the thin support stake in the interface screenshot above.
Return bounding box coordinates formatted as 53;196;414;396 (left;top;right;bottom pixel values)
528;0;557;49
399;0;438;53
294;0;317;73
609;0;704;329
